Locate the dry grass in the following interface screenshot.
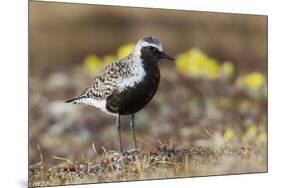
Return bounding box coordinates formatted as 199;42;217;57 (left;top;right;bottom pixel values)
29;143;267;187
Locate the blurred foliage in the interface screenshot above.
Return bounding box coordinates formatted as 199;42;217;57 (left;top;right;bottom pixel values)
117;43;134;59
83;43;134;74
223;124;267;144
83;55;102;74
223;128;234;142
103;55;116;64
175;48;234;80
257;132;267;143
236;72;266;98
221;61;235;80
245;124;258;138
236;72;265;90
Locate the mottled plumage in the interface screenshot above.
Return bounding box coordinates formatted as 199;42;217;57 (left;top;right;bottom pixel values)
68;54;136;101
66;36;174;153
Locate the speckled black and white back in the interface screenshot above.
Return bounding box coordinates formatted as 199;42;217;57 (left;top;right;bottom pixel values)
65;36;164;115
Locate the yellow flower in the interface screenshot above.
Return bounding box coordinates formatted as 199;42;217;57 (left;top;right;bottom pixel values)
245;124;257;138
236;72;265;90
205;58;220;79
175;53;189;74
117;43;134;59
83;55;102;73
245;72;265;90
102;55;116;64
187;48;207;78
175;48;220;79
223;128;234;142
221;61;234;79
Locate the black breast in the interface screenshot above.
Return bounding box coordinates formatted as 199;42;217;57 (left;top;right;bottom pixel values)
106;62;160;115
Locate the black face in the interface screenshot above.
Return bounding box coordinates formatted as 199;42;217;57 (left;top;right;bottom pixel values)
140;46;174;63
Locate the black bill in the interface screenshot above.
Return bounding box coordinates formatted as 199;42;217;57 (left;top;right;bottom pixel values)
160;52;174;61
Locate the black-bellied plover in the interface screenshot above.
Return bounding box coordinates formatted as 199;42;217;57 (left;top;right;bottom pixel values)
66;36;174;153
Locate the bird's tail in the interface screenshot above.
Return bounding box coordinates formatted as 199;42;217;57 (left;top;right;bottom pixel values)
65;96;84;103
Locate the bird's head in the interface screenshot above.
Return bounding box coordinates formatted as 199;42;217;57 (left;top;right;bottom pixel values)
134;36;174;63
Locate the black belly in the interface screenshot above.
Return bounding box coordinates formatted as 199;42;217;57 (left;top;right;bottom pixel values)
106;67;160;115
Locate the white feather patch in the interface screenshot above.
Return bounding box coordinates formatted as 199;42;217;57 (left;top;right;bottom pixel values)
75;98;115;115
118;57;146;91
139;41;163;52
133;40;163;58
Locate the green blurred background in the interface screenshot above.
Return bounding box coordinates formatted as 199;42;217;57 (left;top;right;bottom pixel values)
29;1;267;168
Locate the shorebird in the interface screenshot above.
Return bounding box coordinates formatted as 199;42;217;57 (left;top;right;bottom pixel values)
66;36;174;153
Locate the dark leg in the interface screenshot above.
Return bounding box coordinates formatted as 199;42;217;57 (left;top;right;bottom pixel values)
116;114;123;153
130;114;138;149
